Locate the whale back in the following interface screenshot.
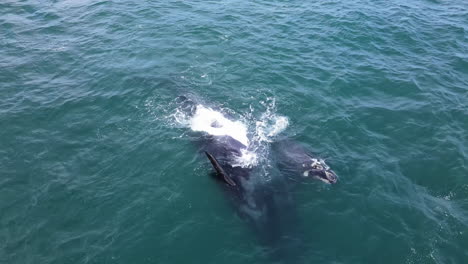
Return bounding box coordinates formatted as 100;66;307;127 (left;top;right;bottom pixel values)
274;140;316;170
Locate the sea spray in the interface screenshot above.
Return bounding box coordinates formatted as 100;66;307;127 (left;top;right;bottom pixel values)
168;97;289;172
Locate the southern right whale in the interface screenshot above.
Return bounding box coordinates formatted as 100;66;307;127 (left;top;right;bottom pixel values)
175;96;301;255
174;95;337;260
273;139;338;184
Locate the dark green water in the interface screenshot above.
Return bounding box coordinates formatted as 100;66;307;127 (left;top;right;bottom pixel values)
1;0;468;263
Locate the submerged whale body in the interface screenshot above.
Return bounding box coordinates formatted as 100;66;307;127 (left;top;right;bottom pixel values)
175;96;300;255
201;135;300;255
174;95;338;261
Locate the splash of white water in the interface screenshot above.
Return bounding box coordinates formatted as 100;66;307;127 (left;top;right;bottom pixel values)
190;105;249;146
188;105;257;167
170;98;289;169
253;98;289;144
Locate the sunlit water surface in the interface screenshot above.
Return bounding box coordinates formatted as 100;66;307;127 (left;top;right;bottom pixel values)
1;0;467;263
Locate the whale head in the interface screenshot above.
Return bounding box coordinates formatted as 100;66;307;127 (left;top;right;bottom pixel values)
302;158;338;184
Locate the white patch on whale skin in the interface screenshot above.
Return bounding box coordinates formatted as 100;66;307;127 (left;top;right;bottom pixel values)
190;105;249;146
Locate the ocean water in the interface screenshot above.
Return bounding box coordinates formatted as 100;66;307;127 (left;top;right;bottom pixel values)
1;0;468;263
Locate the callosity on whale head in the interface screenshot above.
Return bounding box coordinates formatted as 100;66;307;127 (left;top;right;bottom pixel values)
302;158;338;184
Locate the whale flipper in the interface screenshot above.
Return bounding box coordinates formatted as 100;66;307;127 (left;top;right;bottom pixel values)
205;151;236;186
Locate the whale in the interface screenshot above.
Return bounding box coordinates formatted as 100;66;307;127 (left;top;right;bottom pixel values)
273;139;338;184
174;96;301;257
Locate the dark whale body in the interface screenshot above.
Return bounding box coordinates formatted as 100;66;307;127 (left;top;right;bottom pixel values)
174;95;337;261
175;107;301;258
198;134;297;246
273;139;338;185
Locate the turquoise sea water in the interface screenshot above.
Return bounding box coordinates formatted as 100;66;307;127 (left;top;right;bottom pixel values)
1;0;468;263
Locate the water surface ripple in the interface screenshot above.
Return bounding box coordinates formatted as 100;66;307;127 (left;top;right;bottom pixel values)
1;0;467;263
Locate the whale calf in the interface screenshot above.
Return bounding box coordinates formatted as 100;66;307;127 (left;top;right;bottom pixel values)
273;139;338;184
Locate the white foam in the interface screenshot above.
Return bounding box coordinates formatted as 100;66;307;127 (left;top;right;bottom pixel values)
190;105;250;146
232;148;258;168
255;114;289;143
167;98;289;170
